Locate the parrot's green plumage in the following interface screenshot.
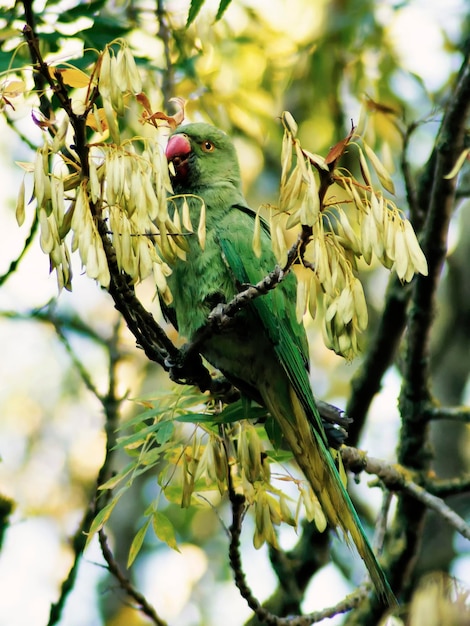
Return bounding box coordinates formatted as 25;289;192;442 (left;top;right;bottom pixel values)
164;123;396;606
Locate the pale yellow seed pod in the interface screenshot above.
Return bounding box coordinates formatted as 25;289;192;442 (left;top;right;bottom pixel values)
102;97;120;144
307;274;319;320
91;103;104;135
16;177;25;226
252;211;262;259
71;183;86;234
137;237;154;281
181;197;193;232
96;246;111;288
248;427;264;483
156;218;175;263
300;165;320;227
352;277;368;331
358;146;372;187
394;225;408;280
272;223;286;267
34;149;46;208
295;273;308;323
371;191;384;224
211;436;228;486
266;494;282;526
384;212;397;261
337;285;354;326
123;45;142;93
284;206;301;230
279;494;296;527
84;233;99;278
360;210;374;265
282;111;298;137
114;48;128;92
197;199;206;251
300;485;327;532
142;174;160;221
302;149;329;172
295;140;308;182
88;158;101;204
153;262;173;305
280;129;293;189
39;208;54;253
403;219;428;276
109;56;125;115
280;163;302;214
99;48;112;98
51;115;69;153
363;141;395;194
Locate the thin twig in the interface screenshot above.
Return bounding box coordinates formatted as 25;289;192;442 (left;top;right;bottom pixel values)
47;323;122;625
341;446;470;543
98;530;167;626
424;406;470;423
402;481;470;541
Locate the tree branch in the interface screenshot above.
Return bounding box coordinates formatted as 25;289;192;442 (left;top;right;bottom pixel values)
98;530;167;626
48;323;122;625
341;446;470;542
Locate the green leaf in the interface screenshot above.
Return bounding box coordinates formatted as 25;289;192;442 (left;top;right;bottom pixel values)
175;412;216;423
156;420;174;444
98;461;136;490
217;399;269;424
186;0;205;27
86;490;124;548
264;416;284;449
127;517;151;567
152;511;180;551
215;0;232;21
264;449;294;463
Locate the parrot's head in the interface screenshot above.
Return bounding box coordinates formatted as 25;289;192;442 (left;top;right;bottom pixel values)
165;123;243;195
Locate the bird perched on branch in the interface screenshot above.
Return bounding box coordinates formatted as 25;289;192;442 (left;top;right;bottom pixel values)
164;122;396;606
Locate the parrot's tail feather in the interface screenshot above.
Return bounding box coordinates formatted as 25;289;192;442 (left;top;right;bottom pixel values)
265;389;397;608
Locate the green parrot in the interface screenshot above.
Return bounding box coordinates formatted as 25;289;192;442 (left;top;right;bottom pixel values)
164;122;396;606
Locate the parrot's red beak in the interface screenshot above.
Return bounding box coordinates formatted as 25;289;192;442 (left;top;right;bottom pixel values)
165;134;191;181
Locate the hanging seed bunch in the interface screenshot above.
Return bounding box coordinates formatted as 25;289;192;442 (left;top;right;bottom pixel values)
266;111;428;359
178;420;326;549
16;41;189;301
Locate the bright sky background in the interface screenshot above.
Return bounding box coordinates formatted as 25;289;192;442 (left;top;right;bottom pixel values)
0;0;468;625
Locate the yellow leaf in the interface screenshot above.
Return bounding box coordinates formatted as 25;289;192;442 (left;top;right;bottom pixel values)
86;106;108;133
16;161;35;173
127;518;151;567
54;68;91;88
3;80;25;96
152;511;180;551
444;148;470;180
85;495;122;549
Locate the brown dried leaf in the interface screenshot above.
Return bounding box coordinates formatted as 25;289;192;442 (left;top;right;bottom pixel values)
325;124;355;166
138;95;186;130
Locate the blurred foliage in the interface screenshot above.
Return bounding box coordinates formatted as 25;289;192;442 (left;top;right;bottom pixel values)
0;0;469;625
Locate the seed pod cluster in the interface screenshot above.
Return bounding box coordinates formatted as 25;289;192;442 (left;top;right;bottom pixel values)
17;41;189;301
272;111;429;359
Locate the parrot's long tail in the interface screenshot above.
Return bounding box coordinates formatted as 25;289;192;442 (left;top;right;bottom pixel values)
263;387;397;608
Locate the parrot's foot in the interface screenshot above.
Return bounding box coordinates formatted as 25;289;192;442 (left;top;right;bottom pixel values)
165;347;240;399
316;400;353;449
165;344;212;390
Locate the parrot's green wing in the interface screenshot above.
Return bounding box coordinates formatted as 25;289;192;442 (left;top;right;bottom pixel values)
217;206;397;607
218;205;326;442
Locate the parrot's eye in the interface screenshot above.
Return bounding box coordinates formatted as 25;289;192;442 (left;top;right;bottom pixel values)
201;140;215;152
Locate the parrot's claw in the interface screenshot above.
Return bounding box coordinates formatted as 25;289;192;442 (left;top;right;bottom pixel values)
165;345;209;388
316;400;353;449
208;302;231;327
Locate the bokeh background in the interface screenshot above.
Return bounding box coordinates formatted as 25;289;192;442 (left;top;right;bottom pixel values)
0;0;469;624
